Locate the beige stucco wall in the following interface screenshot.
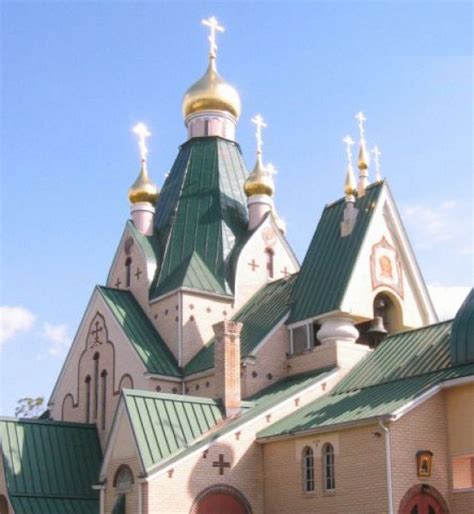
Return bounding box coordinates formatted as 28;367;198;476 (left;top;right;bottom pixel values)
263;424;387;514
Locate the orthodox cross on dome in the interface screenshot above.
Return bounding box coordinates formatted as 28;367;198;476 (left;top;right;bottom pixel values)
371;145;382;181
202;16;225;59
342;135;355;166
252;114;267;157
132;122;151;162
212;454;231;475
355;111;367;141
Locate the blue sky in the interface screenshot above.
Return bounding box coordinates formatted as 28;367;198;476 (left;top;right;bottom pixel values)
1;1;472;416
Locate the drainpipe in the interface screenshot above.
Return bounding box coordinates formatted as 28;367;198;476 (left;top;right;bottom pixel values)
379;418;394;514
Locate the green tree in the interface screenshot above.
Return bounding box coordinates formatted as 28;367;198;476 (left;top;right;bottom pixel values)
15;396;45;418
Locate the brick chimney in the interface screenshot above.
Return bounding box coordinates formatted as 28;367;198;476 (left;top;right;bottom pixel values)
213;320;243;417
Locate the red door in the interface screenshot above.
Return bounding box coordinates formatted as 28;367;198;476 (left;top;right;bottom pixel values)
403;493;444;514
197;492;247;514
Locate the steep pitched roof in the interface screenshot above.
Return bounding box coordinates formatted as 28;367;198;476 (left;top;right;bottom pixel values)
288;182;384;324
184;275;297;375
134;367;335;476
0;418;101;513
151;137;249;298
257;320;474;440
98;286;181;377
451;288;474;365
123;390;225;472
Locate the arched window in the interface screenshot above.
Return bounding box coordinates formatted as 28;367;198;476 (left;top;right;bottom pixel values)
302;446;315;492
85;376;91;423
113;465;134;513
125;257;132;288
323;443;335;491
265;248;274;278
93;353;100;420
101;370;107;430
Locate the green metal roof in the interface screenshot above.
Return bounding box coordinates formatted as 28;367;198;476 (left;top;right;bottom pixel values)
184;275;298;375
151;137;249;298
123;389;225;471
288;182;384;324
142;367;335;475
257;363;474;439
0;418;101;513
98;286;180;377
126;219;160;273
333;321;453;394
451;288;474;365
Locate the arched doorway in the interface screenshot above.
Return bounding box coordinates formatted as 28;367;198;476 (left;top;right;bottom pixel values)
191;485;252;514
399;485;449;514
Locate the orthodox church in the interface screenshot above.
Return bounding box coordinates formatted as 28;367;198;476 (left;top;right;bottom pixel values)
1;16;473;514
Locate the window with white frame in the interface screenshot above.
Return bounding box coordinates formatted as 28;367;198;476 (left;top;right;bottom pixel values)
302;446;315;492
323;443;336;491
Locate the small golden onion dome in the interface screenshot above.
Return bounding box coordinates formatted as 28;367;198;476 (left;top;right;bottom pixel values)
244;156;274;197
357;142;369;171
344;165;357;197
182;58;241;119
128;161;159;204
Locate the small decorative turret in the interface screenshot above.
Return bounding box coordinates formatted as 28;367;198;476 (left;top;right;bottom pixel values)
182;17;241;141
340;135;359;237
128;123;159;236
245;115;275;230
355;111;370;196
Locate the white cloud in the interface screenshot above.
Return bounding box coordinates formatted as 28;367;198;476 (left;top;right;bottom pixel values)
0;306;36;345
42;322;71;357
428;285;471;321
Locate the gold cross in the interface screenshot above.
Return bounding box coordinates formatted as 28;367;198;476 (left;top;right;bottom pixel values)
251;114;267;156
202;16;224;59
132;122;151;162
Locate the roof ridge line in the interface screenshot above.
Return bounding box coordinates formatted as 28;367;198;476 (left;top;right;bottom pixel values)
385;319;453;339
122;388;222;405
0;416;97;428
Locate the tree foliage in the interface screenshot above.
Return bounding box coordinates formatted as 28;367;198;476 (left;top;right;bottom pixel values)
15;396;45;418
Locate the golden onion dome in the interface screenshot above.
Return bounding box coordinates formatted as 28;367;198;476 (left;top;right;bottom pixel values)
128;161;159;204
357;142;369;171
182;58;241;119
244;155;274;197
344;164;357;197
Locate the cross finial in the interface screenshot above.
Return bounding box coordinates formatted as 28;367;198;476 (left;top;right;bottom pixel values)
342;135;355;166
266;163;277;176
202;16;225;59
371;145;382;181
132;122;151;162
355;111;367;140
251;114;267;156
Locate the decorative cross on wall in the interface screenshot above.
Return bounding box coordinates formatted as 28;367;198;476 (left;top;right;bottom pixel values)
281;267;290;278
91;321;103;345
135;268;143;280
114;278;122;288
248;259;259;271
212;454;231;475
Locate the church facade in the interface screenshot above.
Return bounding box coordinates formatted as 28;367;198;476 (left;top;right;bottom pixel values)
1;17;473;514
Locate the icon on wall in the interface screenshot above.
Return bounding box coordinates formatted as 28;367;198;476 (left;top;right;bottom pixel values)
370;236;403;298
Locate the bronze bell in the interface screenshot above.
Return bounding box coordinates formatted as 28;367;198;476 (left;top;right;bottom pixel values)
367;316;388;348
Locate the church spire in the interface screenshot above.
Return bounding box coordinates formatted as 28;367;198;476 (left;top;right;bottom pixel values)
355;111;370;196
128;123;159;236
341;135;359;237
244;115;275;230
182;17;241;140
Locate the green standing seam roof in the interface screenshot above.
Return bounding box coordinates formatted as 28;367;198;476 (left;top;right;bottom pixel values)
184;275;298;376
136;367;335;475
257;363;474;439
333;320;453;394
288;182;384;324
123;390;225;472
451;288;474;365
0;418;101;514
98;286;180;377
151;137;249;298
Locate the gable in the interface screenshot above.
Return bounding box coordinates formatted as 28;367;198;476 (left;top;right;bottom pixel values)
340;183;437;327
288;182;383;325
